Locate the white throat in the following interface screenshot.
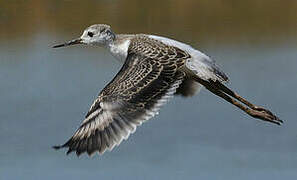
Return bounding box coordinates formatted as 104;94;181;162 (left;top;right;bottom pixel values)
108;39;130;62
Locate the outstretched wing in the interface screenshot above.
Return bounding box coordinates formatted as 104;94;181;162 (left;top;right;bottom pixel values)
54;40;189;156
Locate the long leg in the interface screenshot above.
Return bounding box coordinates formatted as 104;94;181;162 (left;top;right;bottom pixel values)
193;77;282;125
213;81;272;111
213;81;282;119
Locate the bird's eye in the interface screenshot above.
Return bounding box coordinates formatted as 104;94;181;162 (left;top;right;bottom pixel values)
87;32;94;37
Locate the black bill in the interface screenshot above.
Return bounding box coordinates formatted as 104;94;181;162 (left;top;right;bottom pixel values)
52;38;82;48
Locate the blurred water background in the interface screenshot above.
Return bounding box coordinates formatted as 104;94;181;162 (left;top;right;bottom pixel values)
0;0;297;179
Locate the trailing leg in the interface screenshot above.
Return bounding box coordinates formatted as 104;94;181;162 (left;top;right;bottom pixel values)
193;77;282;125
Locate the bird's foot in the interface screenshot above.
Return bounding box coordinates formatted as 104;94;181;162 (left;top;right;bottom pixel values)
247;107;283;125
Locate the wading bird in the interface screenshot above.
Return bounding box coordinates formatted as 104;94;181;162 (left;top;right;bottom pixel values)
53;24;282;156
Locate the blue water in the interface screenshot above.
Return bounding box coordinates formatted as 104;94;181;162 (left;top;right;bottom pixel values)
0;34;297;179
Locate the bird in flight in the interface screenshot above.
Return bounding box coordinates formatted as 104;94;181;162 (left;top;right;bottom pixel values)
52;24;282;156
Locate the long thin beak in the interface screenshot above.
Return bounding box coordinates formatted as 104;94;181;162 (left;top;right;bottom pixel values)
52;38;82;48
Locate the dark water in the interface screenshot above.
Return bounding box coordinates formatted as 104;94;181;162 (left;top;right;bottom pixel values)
1;0;297;179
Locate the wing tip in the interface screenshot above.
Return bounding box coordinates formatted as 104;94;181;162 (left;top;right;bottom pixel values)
52;142;73;155
53;144;79;156
52;145;63;150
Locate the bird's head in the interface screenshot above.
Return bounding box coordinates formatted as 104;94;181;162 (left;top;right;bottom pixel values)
53;24;116;48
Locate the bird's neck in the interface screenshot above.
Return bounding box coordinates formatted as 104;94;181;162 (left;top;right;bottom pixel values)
107;34;133;62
